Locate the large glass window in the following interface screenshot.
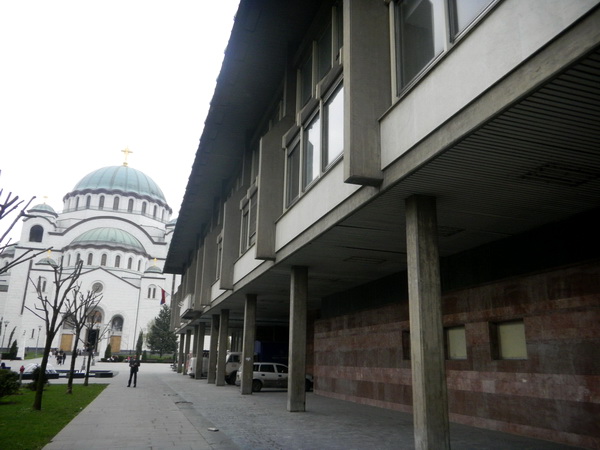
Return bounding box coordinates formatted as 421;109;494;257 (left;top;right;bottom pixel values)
449;0;495;38
286;141;301;207
395;0;445;91
303;114;321;189
394;0;496;93
324;85;344;166
300;55;313;107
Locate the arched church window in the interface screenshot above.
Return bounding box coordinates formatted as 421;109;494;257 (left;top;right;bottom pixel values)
115;255;121;268
148;284;157;299
87;253;93;265
137;260;141;271
86;195;91;209
111;316;124;332
141;202;147;214
113;197;119;211
127;257;133;269
76;253;81;264
99;196;105;210
29;225;44;242
92;282;103;293
153;205;157;218
75;197;80;210
68;254;72;266
101;254;107;266
128;199;134;212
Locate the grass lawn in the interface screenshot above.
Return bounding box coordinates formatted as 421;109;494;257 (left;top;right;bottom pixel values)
0;383;107;450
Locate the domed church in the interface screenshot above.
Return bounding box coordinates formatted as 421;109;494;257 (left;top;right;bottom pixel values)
0;158;179;358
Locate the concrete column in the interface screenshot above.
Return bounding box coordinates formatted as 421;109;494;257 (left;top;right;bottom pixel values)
287;266;308;412
241;294;257;395
207;315;219;384
216;309;229;386
183;329;192;375
194;322;206;379
177;332;185;373
405;195;450;450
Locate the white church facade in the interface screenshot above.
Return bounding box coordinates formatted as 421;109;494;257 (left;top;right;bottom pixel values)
0;162;179;358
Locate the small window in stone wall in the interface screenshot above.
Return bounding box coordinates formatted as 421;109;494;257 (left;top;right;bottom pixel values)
402;329;411;360
490;319;528;360
445;326;467;360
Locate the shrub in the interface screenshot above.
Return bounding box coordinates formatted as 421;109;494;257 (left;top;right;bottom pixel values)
104;343;112;360
0;369;20;398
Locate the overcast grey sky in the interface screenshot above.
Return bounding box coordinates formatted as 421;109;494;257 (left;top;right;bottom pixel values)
0;1;239;242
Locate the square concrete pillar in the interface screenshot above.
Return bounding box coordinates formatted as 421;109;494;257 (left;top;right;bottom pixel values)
216;309;229;386
207;315;219;384
177;332;185;373
288;266;308;412
241;294;257;395
405;195;450;450
194;322;206;379
183;329;192;375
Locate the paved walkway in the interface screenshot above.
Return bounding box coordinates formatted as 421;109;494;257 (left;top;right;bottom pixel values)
35;359;579;450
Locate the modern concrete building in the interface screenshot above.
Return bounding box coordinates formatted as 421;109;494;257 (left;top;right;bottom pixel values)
164;1;600;448
0;162;179;358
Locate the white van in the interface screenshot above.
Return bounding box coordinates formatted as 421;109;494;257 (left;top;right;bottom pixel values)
187;351;209;378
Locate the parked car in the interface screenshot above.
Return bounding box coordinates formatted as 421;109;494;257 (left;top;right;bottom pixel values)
187;351;241;384
235;362;313;392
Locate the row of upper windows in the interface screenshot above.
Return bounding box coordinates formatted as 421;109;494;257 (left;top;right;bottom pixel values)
66;252;146;271
223;0;497;264
66;195;167;221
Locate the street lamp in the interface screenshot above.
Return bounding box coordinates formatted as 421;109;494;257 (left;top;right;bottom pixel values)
1;320;9;351
35;326;42;358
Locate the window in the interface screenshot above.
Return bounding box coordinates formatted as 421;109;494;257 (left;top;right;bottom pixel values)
240;201;249;253
128;257;133;269
286;140;301;207
29;225;44;242
92;282;103;293
31;328;35;338
137;260;141;271
148;285;157;299
303;114;321;189
153;205;157;218
491;320;528;360
445;326;467;360
216;235;223;280
100;254;107;266
113;197;119;211
115;255;121;268
393;0;495;93
87;253;93;265
127;199;134;212
323;84;344;166
448;0;495;39
99;196;105;210
111;316;123;332
75;197;80;210
76;253;81;264
86;195;91;209
285;83;344;206
141;202;147;214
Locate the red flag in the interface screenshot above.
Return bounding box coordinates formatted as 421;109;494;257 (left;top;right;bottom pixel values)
160;288;166;305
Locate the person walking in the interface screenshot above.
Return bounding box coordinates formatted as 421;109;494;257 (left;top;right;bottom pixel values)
127;356;140;387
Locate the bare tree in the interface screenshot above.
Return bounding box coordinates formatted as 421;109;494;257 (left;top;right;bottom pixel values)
62;286;103;394
0;187;50;275
25;257;83;410
80;310;112;387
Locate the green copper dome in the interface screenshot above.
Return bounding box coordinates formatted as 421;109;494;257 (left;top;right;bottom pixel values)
29;203;58;217
69;227;146;253
71;166;167;204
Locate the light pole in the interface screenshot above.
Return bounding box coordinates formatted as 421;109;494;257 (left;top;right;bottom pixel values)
1;320;9;351
35;326;42;358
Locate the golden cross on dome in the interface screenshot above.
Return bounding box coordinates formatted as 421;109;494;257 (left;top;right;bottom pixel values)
121;147;133;166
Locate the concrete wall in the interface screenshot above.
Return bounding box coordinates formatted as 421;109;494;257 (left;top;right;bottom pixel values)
314;261;600;447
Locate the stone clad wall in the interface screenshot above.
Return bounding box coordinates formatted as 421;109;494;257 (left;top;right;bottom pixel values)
314;261;600;448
